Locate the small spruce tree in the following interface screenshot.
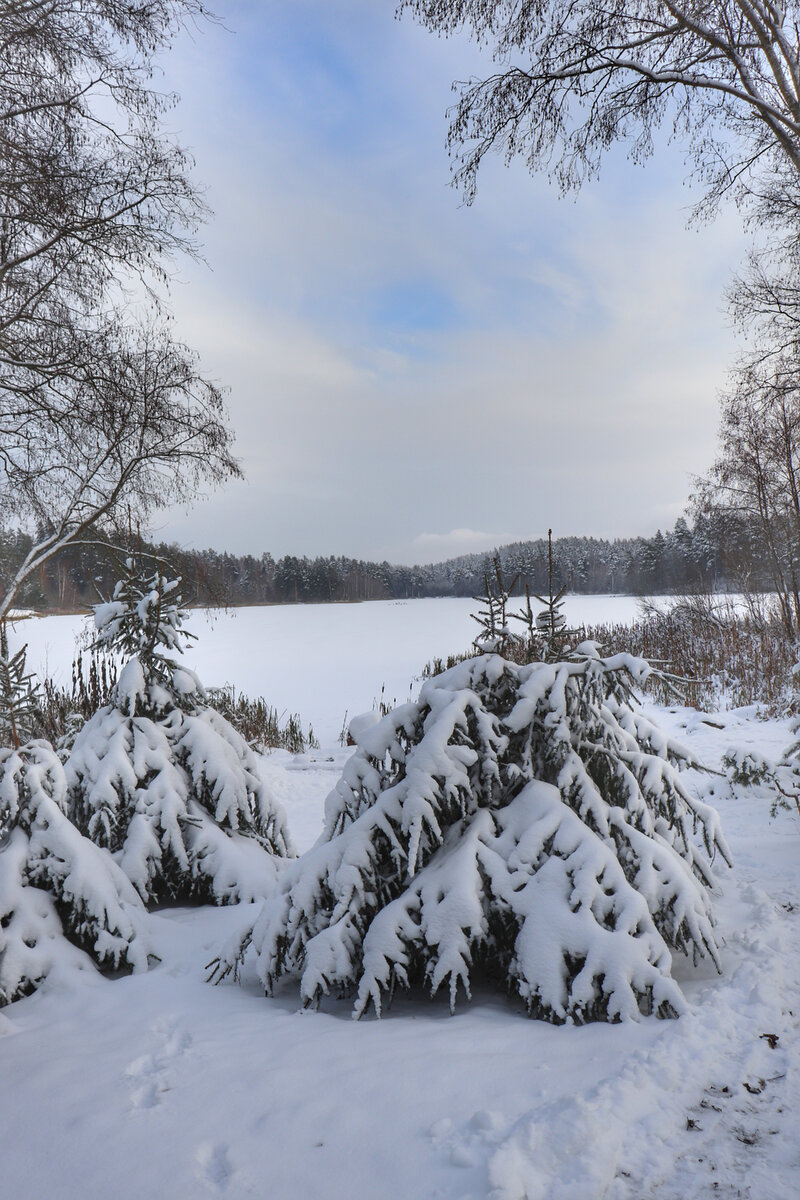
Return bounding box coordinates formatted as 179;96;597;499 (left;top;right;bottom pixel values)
471;557;520;656
212;646;730;1024
721;737;800;819
66;562;295;905
0;636;150;1006
717;657;800;819
512;530;578;663
0;622;40;748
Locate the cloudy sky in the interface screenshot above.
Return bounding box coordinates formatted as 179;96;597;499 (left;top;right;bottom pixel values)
153;0;748;564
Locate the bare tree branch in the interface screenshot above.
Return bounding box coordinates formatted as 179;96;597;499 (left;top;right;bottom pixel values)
0;1;239;620
401;1;800;214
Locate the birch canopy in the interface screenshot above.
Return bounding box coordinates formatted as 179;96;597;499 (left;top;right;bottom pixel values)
402;0;800;212
0;323;239;623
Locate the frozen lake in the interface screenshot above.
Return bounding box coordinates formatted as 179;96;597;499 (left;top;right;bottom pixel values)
12;594;658;745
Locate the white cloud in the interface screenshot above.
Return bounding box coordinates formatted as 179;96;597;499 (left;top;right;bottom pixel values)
151;3;750;563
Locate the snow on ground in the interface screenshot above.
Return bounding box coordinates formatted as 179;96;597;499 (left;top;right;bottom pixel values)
1;601;798;1199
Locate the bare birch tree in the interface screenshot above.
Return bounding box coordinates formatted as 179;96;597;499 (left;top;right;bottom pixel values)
0;0;239;617
698;353;800;637
0;322;239;623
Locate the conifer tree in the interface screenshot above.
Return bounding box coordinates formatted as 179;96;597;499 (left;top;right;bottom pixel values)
66;561;295;905
212;647;730;1024
513;530;578;663
0;622;40;748
721;728;800;819
471;557;519;655
0;638;149;1006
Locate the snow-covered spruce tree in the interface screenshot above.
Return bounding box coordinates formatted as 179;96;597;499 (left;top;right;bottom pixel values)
212;647;731;1023
66;563;295;906
0;636;149;1005
778;724;800;816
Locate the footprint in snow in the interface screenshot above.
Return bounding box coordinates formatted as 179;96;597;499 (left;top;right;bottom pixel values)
124;1015;192;1111
429;1110;508;1173
196;1142;233;1193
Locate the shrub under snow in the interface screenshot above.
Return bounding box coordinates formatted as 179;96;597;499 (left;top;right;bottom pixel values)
66;567;294;906
212;647;731;1024
0;739;150;1005
720;733;800;819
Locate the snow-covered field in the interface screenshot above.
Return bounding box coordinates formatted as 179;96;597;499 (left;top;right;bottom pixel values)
2;599;799;1199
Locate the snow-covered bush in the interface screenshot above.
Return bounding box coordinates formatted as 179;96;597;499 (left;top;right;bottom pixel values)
212;647;731;1024
1;672;150;1006
66;565;294;905
721;747;774;788
721;739;800;818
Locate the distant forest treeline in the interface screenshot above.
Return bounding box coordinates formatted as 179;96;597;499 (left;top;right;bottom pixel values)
1;512;770;613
